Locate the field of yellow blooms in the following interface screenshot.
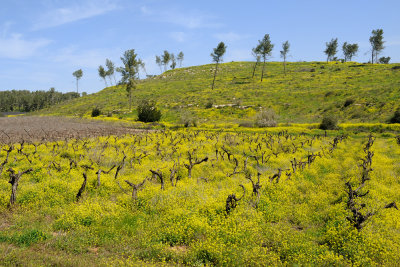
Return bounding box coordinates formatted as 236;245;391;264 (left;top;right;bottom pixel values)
1;127;399;266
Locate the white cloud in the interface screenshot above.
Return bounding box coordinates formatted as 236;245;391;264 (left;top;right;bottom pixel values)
1;21;13;38
33;0;118;30
213;32;247;43
51;46;117;68
0;33;51;59
140;6;222;29
169;31;186;42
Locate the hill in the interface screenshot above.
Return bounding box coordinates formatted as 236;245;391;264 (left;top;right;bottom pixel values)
37;61;400;125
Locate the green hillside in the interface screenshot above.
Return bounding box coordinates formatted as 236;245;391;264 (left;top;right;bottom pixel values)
38;61;400;125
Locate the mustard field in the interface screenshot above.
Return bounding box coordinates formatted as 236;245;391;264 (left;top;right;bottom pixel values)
1;127;399;266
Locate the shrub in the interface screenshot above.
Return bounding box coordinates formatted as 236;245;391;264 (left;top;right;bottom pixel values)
319;115;338;130
378;56;390;64
180;110;197;127
238;121;254;127
343;99;355;108
137;100;161;123
255;109;277;127
205;101;213;109
389;109;400;124
91;107;101;117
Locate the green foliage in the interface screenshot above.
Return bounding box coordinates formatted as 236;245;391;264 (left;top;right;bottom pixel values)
280;41;290;74
324;38;338;62
389;108;400;124
117;49;142;110
344;98;355;108
211;42;227;89
72;69;83;93
177;51;184;67
370;29;385;63
379;56;390;64
117;49;142;84
257;34;274;81
319;115;338;130
0;88;80;112
36;61;400;125
91;107;101;117
98;65;108;87
0;229;48;247
72;69;83;80
342;42;359;62
211;42;227;63
137;100;161;122
105;58;116;84
162;50;171;71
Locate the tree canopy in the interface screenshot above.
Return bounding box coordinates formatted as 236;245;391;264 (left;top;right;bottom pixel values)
324;38;338;62
369;29;385;63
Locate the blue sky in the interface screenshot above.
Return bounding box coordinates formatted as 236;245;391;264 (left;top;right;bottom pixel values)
0;0;399;93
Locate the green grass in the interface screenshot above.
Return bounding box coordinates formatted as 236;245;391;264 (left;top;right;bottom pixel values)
36;61;400;125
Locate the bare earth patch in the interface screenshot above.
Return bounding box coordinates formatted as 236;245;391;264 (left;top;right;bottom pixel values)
0;116;146;143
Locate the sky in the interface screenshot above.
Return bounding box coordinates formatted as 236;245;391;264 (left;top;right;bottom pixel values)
0;0;399;94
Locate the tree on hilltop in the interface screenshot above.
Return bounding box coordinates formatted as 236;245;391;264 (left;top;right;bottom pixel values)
170;53;177;69
210;41;227;90
251;45;261;78
369;29;384;64
116;49;142;111
342;42;359;62
98;65;108;87
162;50;171;71
105;59;116;85
280;41;290;75
258;34;274;82
324;38;338;62
72;69;83;93
155;56;162;73
177;51;184;67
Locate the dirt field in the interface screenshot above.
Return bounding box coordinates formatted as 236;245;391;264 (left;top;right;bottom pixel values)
0;116;145;143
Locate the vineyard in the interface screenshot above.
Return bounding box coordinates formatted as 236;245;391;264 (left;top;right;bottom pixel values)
1;119;399;266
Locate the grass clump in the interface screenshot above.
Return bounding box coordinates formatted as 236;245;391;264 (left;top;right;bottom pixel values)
319;115;338;130
137;99;161;122
255;109;277;127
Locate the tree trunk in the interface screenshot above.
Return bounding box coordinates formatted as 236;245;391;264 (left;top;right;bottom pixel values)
76;173;87;201
76;79;79;93
104;79;108;87
129;92;132;111
212;61;219;90
10;182;19;206
261;58;266;82
283;56;287;75
371;50;374;64
252;61;258;78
